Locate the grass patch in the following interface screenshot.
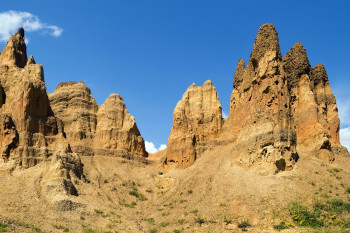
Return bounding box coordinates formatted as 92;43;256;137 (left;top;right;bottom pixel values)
83;229;97;233
238;219;251;231
0;223;8;232
187;190;193;194
160;222;169;227
129;187;148;201
224;215;233;225
150;229;158;233
145;218;155;225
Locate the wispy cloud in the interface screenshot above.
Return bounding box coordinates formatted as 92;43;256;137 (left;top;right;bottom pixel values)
145;141;167;153
0;10;63;42
222;111;228;119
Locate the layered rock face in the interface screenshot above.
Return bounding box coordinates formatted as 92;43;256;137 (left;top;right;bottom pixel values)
283;42;342;160
0;29;82;200
49;81;98;155
95;94;147;157
227;24;298;172
165;23;347;173
0;28;65;168
164;80;222;169
49;81;148;158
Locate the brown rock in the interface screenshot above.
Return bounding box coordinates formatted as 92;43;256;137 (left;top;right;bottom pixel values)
227;24;298;173
165;80;222;169
95;93;147;157
0;29;82;198
49;81;98;155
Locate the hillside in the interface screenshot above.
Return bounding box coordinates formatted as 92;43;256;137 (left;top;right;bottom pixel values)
0;24;349;233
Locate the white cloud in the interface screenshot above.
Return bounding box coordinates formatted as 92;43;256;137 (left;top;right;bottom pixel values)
222;111;228;118
0;10;63;42
340;127;350;151
145;141;167;153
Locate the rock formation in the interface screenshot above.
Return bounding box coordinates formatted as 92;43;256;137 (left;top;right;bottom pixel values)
227;23;298;173
164;80;222;169
95;94;147;157
165;23;348;173
49;81;98;156
0;28;82;202
49;80;148;158
283;42;342;161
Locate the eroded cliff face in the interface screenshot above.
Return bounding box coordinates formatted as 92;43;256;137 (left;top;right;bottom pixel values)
164;80;222;169
0;29;82;204
283;42;343;161
165;23;347;173
49;81;148;158
49;81;98;156
227;24;298;173
95;94;147;157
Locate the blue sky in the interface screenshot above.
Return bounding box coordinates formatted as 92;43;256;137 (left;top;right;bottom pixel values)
1;1;349;152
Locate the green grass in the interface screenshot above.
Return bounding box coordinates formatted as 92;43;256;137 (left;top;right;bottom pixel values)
346;187;350;194
150;229;158;233
224;215;233;225
160;222;169;227
145;218;155;225
94;209;103;214
129;187;148;201
83;229;97;233
0;223;8;232
187;190;193;194
238;219;251;231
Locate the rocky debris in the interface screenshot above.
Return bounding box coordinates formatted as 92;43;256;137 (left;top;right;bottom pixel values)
49;81;98;155
95;94;147;157
165;80;222;169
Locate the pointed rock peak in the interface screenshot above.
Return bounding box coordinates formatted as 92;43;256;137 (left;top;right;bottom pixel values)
311;64;328;86
283;42;311;85
0;28;28;68
104;93;124;104
26;55;36;65
233;59;246;89
203;80;213;86
249;23;282;64
16;27;25;37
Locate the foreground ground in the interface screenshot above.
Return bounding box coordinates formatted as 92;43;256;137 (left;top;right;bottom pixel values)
0;145;349;233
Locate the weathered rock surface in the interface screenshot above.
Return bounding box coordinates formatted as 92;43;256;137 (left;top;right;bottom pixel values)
49;81;98;155
95;93;147;157
164;80;222;169
49;82;148;158
283;43;343;161
227;23;298;173
165;23;347;173
0;29;83;200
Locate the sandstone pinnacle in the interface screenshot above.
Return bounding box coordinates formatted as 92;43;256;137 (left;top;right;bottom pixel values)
233;58;246;89
0;27;27;68
165;80;222;169
283;42;311;88
248;23;282;69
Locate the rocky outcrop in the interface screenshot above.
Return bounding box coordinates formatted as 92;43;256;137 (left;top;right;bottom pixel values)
0;28;66;168
49;82;148;158
95;93;147;157
164;23;347;173
283;42;343;161
164;80;222;169
227;24;298;173
49;81;98;155
0;29;83;200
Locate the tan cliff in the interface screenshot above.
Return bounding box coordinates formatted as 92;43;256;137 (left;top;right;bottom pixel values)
49;82;148;158
164;23;348;173
164;80;222;169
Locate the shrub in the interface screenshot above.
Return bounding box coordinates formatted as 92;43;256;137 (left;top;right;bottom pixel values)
224;215;233;225
195;217;205;226
238;219;251;231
